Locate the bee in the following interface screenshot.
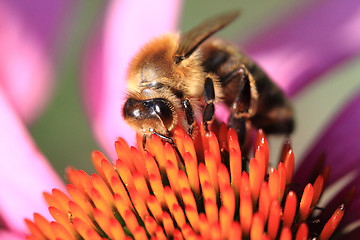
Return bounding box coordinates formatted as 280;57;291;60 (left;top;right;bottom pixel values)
122;11;294;149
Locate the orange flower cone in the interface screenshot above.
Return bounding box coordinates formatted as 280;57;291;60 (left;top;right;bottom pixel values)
26;124;347;239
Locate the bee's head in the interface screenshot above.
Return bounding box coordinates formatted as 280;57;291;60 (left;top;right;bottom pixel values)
122;96;176;136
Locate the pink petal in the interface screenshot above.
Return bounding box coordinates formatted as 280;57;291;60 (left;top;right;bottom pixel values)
295;92;360;185
294;92;360;226
319;176;360;234
83;0;182;156
244;0;360;96
0;89;65;233
0;0;73;124
0;230;24;240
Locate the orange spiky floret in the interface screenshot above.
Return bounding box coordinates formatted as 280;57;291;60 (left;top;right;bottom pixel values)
26;124;347;240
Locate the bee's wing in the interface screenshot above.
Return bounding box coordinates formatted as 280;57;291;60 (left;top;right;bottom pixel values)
175;11;239;60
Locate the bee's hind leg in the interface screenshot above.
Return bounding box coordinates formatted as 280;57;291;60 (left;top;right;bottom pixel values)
222;66;259;146
228;115;247;146
222;65;258;119
203;77;216;133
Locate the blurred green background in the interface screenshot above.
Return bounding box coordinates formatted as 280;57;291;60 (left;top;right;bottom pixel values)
29;0;360;180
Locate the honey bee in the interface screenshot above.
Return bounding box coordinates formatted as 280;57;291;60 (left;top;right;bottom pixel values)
122;11;294;148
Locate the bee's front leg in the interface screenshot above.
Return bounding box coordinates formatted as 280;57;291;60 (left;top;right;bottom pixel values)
142;134;147;150
181;99;195;137
203;77;216;133
152;132;185;165
142;131;174;151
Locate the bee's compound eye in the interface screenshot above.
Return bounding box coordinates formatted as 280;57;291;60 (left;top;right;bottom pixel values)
124;98;134;109
123;98;142;118
149;98;174;130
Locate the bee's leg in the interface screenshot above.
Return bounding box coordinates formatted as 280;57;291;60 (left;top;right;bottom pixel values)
181;99;195;137
225;66;294;135
222;66;258;145
153;132;175;144
228;114;246;146
142;132;172;150
203;77;216;133
153;132;185;165
223;66;258;119
142;134;147;150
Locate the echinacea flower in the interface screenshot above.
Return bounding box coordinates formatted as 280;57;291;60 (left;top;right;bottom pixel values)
0;86;65;240
80;1;360;236
83;0;360;156
0;0;75;124
1;0;360;239
25;125;349;239
0;0;75;239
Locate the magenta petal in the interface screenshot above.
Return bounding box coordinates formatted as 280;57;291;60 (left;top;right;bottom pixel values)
319;176;360;233
0;230;24;240
0;89;64;233
293;92;360;228
295;92;360;185
0;0;73;124
244;0;360;96
83;1;182;156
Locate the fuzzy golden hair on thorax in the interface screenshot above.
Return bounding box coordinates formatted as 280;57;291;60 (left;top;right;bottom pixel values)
126;33;205;97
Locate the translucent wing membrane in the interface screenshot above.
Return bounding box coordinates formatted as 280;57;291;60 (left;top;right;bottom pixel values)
175;11;240;61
